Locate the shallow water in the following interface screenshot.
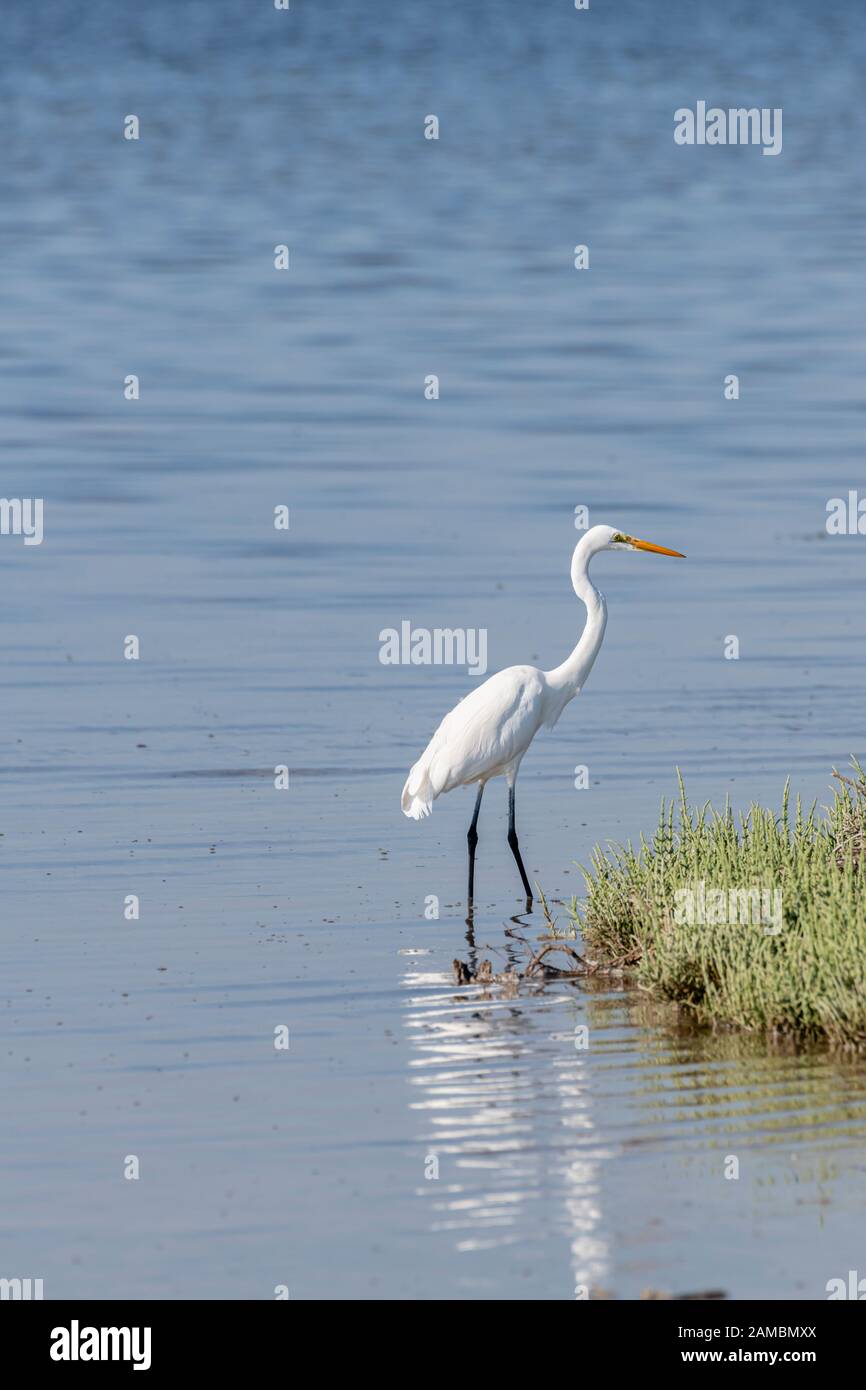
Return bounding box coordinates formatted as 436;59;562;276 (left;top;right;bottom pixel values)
2;0;866;1298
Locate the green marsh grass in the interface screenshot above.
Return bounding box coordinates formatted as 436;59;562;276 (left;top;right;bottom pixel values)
570;765;866;1045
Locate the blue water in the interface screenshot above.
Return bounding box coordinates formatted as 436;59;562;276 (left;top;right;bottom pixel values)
1;0;865;1299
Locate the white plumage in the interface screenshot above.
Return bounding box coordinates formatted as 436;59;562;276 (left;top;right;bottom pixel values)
401;666;546;820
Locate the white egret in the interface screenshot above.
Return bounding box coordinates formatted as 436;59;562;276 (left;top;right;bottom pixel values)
401;525;685;912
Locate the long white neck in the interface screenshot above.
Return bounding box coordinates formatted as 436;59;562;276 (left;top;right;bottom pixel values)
544;535;608;706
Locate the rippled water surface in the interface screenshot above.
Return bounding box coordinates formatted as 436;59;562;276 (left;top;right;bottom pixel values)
2;0;866;1298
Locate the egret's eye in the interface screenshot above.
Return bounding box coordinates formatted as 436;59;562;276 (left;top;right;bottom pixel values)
611;532;629;545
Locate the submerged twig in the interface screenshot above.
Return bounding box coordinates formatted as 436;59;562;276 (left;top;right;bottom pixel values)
524;941;586;977
452;924;642;991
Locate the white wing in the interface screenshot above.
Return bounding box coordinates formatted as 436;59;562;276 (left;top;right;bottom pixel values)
401;665;546;819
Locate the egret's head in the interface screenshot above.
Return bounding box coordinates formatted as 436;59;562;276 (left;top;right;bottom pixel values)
601;525;685;557
571;525;684;600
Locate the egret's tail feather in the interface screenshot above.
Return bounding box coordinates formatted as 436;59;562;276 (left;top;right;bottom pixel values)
401;759;436;820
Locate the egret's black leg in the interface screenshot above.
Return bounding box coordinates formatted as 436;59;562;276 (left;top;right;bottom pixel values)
507;783;533;908
467;783;485;915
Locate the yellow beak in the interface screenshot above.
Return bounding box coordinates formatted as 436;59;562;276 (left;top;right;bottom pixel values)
628;535;686;558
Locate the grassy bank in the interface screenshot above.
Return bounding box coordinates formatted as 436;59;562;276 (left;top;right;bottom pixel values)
569;765;866;1045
